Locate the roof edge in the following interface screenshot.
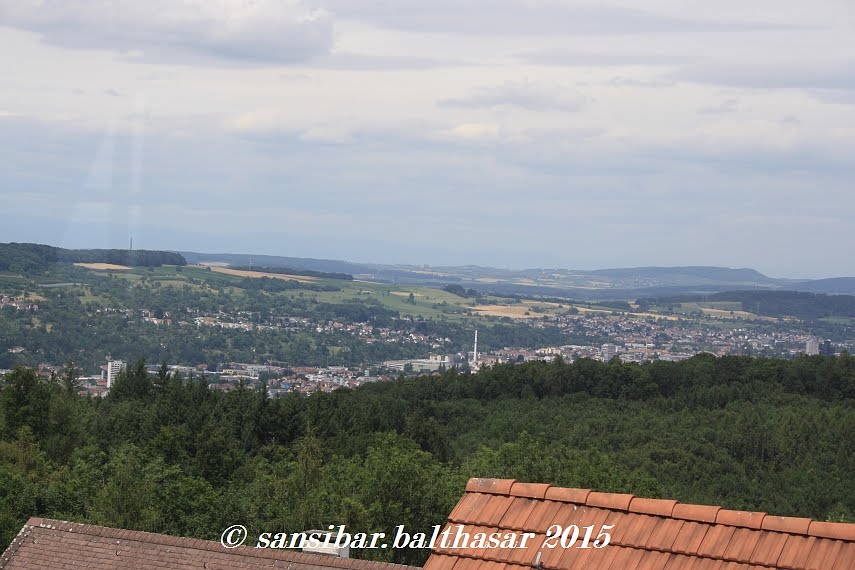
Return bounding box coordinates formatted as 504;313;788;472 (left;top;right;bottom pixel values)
463;478;855;538
0;518;41;569
6;518;417;569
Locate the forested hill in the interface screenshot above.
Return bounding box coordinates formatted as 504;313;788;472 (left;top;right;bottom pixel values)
0;354;852;565
588;266;775;283
639;290;855;320
231;265;353;280
0;242;187;272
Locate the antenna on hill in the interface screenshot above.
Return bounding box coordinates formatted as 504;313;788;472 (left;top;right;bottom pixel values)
249;256;252;271
129;236;133;251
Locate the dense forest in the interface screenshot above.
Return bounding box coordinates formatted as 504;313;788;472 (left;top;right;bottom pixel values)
0;354;852;565
640;290;855;320
233;265;354;281
0;243;186;273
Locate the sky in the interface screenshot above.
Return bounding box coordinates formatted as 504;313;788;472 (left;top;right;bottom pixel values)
1;1;854;278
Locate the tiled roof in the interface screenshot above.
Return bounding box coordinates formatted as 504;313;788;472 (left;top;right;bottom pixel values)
424;478;855;570
0;518;417;570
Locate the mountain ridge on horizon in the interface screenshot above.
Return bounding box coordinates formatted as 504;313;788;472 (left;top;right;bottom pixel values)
180;250;791;280
178;249;855;299
3;242;854;299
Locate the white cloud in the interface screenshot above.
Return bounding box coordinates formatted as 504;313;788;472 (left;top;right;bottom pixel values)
673;62;855;90
441;80;589;112
697;98;742;115
0;0;334;64
439;122;502;141
317;0;787;35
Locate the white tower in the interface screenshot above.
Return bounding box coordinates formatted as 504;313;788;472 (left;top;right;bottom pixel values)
106;360;125;389
473;329;479;366
805;338;819;355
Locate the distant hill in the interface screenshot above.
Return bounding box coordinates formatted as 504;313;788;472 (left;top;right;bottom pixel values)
792;277;855;295
0;243;186;273
639;290;855;320
180;252;464;284
588;266;776;284
230;265;353;281
181;251;373;275
176;251;855;298
476;282;779;301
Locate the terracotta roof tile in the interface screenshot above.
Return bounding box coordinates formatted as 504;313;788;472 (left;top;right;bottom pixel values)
508;482;551;500
555;542;601;570
630;498;679;518
504;533;544;566
661;553;696;570
697;524;738;558
670;521;711;555
673;503;722;524
646;518;686;552
806;539;846;570
621;514;665;549
585;541;623;570
431;479;855;570
543;487;591;504
586;492;634;511
471;495;515;527
447;557;480;570
465;478;516;495
462;525;495;561
830;542;855;570
749;529;790;566
716;510;767;530
778;534;818;569
450;493;495;524
762;515;813;535
722;528;763;563
809;521;855;541
520;500;564;533
498;498;540;530
597;510;634;545
606;544;646;570
635;549;671;570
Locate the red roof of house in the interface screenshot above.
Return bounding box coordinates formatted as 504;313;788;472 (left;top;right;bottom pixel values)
423;478;855;570
0;518;416;570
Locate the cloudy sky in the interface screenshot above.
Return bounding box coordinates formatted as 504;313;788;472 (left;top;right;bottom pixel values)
1;0;854;277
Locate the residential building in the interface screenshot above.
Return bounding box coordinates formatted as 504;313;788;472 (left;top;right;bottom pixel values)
806;338;820;355
106;360;125;389
601;343;619;361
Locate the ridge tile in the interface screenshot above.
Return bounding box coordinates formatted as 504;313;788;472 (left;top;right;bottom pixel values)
465;479;516;495
672;503;721;524
586;492;634;511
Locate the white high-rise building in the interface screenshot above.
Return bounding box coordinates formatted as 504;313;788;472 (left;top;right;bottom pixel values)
805;339;820;356
106;360;126;388
602;344;619;362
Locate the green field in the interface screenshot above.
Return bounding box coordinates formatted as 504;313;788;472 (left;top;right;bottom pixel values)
820;316;855;325
62;264;612;326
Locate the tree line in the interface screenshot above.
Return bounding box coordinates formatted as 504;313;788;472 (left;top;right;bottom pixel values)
0;242;186;273
638;290;855;320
